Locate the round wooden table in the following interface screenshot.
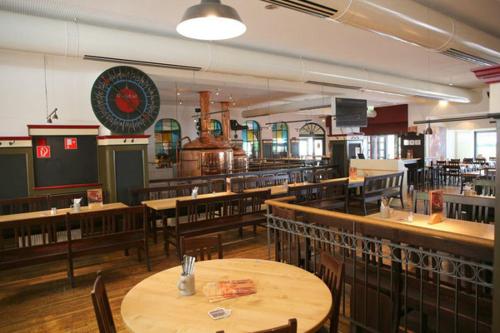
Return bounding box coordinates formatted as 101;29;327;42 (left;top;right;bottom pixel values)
121;258;332;333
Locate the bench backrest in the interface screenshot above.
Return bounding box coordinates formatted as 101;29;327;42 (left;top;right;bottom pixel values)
175;190;270;226
288;180;348;203
413;191;494;223
0;196;48;215
472;178;495;196
65;206;147;240
0;214;67;251
362;172;403;198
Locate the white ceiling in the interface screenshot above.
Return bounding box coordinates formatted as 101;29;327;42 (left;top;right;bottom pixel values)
1;0;498;112
11;0;497;88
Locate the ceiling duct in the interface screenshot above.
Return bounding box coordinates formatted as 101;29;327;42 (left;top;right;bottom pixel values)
306;80;361;90
261;0;338;18
83;55;202;71
0;9;479;103
262;0;500;65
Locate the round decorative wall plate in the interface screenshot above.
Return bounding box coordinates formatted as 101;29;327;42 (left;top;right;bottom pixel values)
91;66;160;134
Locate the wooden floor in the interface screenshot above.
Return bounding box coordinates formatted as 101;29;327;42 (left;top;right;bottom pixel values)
0;228;274;332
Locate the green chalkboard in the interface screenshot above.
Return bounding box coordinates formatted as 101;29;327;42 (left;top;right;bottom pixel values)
32;136;98;188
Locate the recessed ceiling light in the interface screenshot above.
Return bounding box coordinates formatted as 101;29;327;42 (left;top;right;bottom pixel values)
177;0;246;41
448;83;454;86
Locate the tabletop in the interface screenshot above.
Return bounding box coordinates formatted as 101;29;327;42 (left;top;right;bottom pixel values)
121;258;332;333
0;202;128;224
369;210;494;242
142;191;235;211
243;182;310;196
321;176;365;188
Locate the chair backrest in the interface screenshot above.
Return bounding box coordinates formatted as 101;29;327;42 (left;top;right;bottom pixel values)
289;170;304;183
472;178;495;196
91;272;116;333
274;173;290;185
412;191;430;214
318;252;345;333
0;195;48;215
180;234;223;261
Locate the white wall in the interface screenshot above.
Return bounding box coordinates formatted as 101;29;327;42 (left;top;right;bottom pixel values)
408;89;496;159
0;49;115;135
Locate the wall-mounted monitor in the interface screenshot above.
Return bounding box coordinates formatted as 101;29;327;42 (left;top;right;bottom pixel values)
335;98;367;127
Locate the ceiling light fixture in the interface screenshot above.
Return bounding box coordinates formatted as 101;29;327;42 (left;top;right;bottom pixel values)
177;0;246;41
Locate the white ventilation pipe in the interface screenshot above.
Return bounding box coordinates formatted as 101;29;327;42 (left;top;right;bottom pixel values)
264;0;500;65
0;10;478;103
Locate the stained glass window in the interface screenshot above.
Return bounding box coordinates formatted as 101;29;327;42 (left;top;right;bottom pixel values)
242;120;260;159
272;122;288;157
154;119;181;167
209;119;223;137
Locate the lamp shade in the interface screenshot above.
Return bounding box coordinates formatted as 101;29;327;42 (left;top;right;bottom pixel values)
425;124;433;135
177;0;246;40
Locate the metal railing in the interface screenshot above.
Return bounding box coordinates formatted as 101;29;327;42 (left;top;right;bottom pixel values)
266;209;493;333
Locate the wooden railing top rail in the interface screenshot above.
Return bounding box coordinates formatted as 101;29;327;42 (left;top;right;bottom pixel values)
149;165;337;185
265;199;494;255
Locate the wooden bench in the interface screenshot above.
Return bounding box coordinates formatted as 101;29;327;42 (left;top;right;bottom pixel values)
0;206;150;287
0;214;67;271
164;190;270;257
66;205;150;286
350;172;404;215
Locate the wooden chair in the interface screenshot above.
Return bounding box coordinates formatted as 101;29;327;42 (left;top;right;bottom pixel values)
180;234;223;261
217;318;297;333
91;271;116;333
317;252;345;333
0;195;48;215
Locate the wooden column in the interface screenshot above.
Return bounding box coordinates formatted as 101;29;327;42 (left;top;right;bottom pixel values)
220;101;231;142
473;65;500;332
199;91;211;143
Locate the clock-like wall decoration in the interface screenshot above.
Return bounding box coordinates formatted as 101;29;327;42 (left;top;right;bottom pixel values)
91;66;160;134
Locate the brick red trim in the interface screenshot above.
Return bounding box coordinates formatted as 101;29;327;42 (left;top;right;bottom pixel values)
97;135;150;139
33;183;101;191
0;136;32;140
472;65;500;84
27;125;100;129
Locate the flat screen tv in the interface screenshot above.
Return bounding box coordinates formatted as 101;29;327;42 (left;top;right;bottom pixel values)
335;98;367;127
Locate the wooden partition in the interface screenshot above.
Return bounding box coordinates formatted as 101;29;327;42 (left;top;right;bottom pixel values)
265;199;493;332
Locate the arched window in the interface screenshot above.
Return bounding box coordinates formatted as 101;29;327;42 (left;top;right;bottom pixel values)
242;120;261;159
272;122;288;157
209;119;222;137
299;122;325;158
154;119;181;167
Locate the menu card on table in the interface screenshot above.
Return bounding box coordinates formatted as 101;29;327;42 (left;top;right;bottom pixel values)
203;279;256;303
87;188;103;208
428;190;444;224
